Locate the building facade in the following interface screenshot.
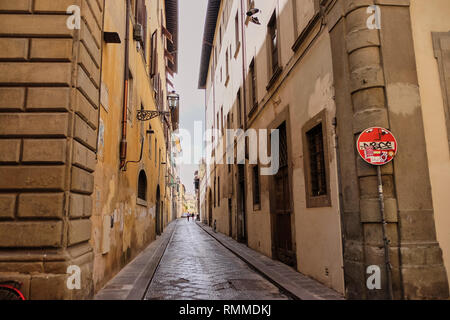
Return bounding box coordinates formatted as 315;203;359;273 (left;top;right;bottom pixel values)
198;0;449;299
0;0;179;299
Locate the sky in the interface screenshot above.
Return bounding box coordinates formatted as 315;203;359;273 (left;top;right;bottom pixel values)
173;1;208;194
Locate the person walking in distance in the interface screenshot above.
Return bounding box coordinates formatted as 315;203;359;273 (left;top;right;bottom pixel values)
187;213;190;222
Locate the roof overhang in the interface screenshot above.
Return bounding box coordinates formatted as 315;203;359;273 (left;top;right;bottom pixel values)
198;0;221;89
165;0;179;73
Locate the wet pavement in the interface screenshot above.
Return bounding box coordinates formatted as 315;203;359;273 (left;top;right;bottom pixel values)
144;220;290;300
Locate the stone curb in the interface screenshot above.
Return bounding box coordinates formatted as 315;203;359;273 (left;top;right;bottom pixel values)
94;220;178;300
196;222;345;301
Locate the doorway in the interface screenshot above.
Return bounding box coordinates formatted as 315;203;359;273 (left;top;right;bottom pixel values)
156;186;161;236
272;122;296;267
237;164;247;244
208;189;213;226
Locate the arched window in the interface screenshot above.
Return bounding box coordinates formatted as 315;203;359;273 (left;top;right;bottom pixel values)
138;170;147;202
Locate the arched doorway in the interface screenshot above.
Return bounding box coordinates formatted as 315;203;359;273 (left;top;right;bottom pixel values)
208;188;213;227
156;185;161;236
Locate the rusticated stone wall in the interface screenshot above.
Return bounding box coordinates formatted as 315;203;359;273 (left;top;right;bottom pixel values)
327;0;449;299
0;0;103;299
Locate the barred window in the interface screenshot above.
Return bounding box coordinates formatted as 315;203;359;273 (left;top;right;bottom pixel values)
138;170;147;202
253;165;261;207
307;124;327;197
302;110;331;208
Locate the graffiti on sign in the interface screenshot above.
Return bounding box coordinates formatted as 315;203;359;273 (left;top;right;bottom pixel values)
357;127;398;166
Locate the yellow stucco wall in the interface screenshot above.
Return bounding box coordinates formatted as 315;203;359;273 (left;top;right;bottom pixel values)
410;0;450;290
91;0;172;293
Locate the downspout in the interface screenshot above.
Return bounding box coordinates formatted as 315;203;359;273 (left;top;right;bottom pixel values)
239;0;248;243
120;0;131;169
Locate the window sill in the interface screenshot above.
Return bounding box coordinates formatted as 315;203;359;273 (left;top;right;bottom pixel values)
266;66;283;91
137;198;148;207
306;195;331;209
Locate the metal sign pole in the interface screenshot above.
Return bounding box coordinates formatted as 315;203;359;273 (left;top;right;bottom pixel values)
377;165;393;300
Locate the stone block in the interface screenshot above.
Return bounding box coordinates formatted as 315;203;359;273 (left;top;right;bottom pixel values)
74;114;97;151
17;193;65;219
0;14;73;37
71;167;94;194
69;193;93;218
0;194;16;219
0;62;72;85
0;88;26;110
0;221;63;247
22;139;67;163
360;198;398;223
27;87;71;111
0;113;69;137
77;66;99;108
73;140;96;172
73;88;99;129
0;0;31;12
68;219;92;245
0;38;28;60
30;274;70;300
0;139;21;163
0;166;66;190
30;39;73;61
398;210;438;242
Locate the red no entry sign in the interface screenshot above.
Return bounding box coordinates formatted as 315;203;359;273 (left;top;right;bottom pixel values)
357;127;398;166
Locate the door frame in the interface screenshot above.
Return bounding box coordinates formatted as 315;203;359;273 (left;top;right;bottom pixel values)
267;106;297;266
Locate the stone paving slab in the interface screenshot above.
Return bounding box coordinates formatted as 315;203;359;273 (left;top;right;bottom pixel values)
94;221;177;300
196;222;345;300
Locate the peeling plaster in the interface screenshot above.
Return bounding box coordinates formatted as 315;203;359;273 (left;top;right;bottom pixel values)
308;73;336;118
386;83;421;116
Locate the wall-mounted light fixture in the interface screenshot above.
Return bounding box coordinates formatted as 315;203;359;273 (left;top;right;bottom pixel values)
137;90;179;122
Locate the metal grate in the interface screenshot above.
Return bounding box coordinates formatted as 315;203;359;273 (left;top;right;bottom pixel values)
253;165;260;205
307;124;327;196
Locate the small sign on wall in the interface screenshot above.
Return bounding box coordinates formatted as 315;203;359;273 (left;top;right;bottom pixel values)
357;127;398;166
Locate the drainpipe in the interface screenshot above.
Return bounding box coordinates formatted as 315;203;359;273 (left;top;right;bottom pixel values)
120;0;131;169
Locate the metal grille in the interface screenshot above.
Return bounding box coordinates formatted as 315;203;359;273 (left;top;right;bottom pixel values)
307;124;327;196
138;171;147;201
253;165;260;205
278;123;288;168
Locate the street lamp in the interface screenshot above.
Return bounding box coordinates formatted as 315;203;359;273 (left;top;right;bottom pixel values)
167;90;180;110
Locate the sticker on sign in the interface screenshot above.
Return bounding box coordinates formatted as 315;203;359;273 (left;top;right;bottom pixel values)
357;127;398;166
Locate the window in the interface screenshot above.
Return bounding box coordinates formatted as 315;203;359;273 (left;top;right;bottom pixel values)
155;138;157;166
249;58;257;113
302;111;331;208
150;31;157;77
237;89;242;128
218;176;221;207
235;12;240;56
253;165;261;209
225;49;230;86
127;70;134;125
135;0;148;56
268;12;279;76
137;170;147;203
221;107;224;135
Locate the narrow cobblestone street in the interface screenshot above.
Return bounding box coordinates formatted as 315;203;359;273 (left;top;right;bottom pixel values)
144;221;290;300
